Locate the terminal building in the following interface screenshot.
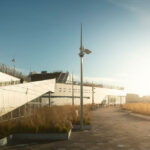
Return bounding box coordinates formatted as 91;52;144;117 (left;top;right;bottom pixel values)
29;71;126;106
0;68;126;118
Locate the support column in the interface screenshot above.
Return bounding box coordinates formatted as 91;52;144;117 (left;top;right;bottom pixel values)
49;92;51;107
39;96;42;108
72;75;74;105
92;83;94;105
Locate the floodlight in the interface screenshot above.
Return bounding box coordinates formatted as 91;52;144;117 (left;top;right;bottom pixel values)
84;49;92;54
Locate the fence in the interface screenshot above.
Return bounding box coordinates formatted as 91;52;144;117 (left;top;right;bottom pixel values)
0;81;20;87
0;63;27;80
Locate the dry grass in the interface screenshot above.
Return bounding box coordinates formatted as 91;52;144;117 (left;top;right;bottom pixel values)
122;103;150;116
0;104;93;138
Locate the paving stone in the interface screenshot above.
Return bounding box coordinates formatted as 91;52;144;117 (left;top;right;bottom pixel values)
3;108;150;150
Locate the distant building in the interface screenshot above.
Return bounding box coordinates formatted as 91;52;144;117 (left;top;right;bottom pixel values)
126;93;150;103
29;71;126;106
126;93;140;103
29;71;70;83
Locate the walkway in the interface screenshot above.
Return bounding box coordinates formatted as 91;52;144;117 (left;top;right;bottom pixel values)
3;107;150;150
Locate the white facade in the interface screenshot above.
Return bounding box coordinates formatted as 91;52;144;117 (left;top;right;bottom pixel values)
0;79;55;116
0;74;126;117
0;72;20;86
0;72;20;82
50;83;126;105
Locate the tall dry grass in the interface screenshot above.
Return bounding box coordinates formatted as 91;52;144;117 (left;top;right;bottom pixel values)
122;103;150;116
0;104;93;138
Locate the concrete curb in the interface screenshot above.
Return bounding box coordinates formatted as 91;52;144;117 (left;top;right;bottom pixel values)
12;129;72;141
0;135;12;147
130;112;150;121
122;109;150;120
72;125;91;131
0;130;72;146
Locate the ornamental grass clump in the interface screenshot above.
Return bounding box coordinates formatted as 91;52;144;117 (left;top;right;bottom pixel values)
122;103;150;116
84;104;99;111
0;120;15;139
71;105;92;125
0;104;92;139
14;106;72;133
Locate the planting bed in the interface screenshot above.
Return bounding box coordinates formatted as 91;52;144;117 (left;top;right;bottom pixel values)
0;130;72;147
122;103;150;116
0;104;95;146
12;129;72;141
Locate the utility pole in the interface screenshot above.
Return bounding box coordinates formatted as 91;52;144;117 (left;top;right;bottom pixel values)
92;82;95;104
79;24;92;130
12;58;16;76
49;92;51;107
79;24;84;130
72;74;74;105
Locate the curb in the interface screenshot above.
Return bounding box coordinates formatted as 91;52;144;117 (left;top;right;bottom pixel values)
0;135;12;147
130;112;150;121
0;130;72;146
72;125;91;131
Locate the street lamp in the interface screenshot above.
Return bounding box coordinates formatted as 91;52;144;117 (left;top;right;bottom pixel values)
12;58;16;75
79;24;92;130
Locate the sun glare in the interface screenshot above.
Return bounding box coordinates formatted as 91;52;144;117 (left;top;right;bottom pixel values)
124;52;150;96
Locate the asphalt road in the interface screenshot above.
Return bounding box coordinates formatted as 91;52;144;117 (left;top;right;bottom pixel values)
3;107;150;150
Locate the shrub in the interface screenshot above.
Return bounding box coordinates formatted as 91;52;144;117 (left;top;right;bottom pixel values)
122;103;150;116
0;104;93;138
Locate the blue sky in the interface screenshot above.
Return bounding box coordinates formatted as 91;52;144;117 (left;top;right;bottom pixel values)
1;0;150;95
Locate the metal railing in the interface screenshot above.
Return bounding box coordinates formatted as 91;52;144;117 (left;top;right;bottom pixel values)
0;81;20;87
0;63;27;80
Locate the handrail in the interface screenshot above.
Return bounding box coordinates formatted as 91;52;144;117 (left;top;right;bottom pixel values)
0;63;27;80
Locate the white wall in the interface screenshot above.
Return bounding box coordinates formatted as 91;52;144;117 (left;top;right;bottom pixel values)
0;79;55;116
0;72;20;82
94;87;126;104
50;83;126;105
50;83;92;105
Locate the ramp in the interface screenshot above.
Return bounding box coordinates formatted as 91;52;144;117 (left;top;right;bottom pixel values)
0;79;55;116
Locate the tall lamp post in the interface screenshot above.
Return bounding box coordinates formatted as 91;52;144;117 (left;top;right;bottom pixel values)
79;24;92;130
12;58;16;75
72;74;74;105
92;82;95;105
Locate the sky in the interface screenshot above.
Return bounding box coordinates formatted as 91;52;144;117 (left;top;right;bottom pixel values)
1;0;150;96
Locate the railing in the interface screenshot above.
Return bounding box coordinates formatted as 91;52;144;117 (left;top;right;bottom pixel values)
0;81;20;87
0;96;50;122
0;63;27;80
0;79;55;117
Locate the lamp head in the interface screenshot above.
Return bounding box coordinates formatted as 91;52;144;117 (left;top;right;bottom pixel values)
84;49;92;54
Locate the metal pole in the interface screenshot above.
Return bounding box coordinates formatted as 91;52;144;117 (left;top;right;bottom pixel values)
49;92;51;107
12;58;16;76
120;96;122;106
72;74;74;105
79;24;84;130
10;111;13;120
39;96;42;108
92;82;94;104
18;107;21;117
79;24;92;130
80;56;84;130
